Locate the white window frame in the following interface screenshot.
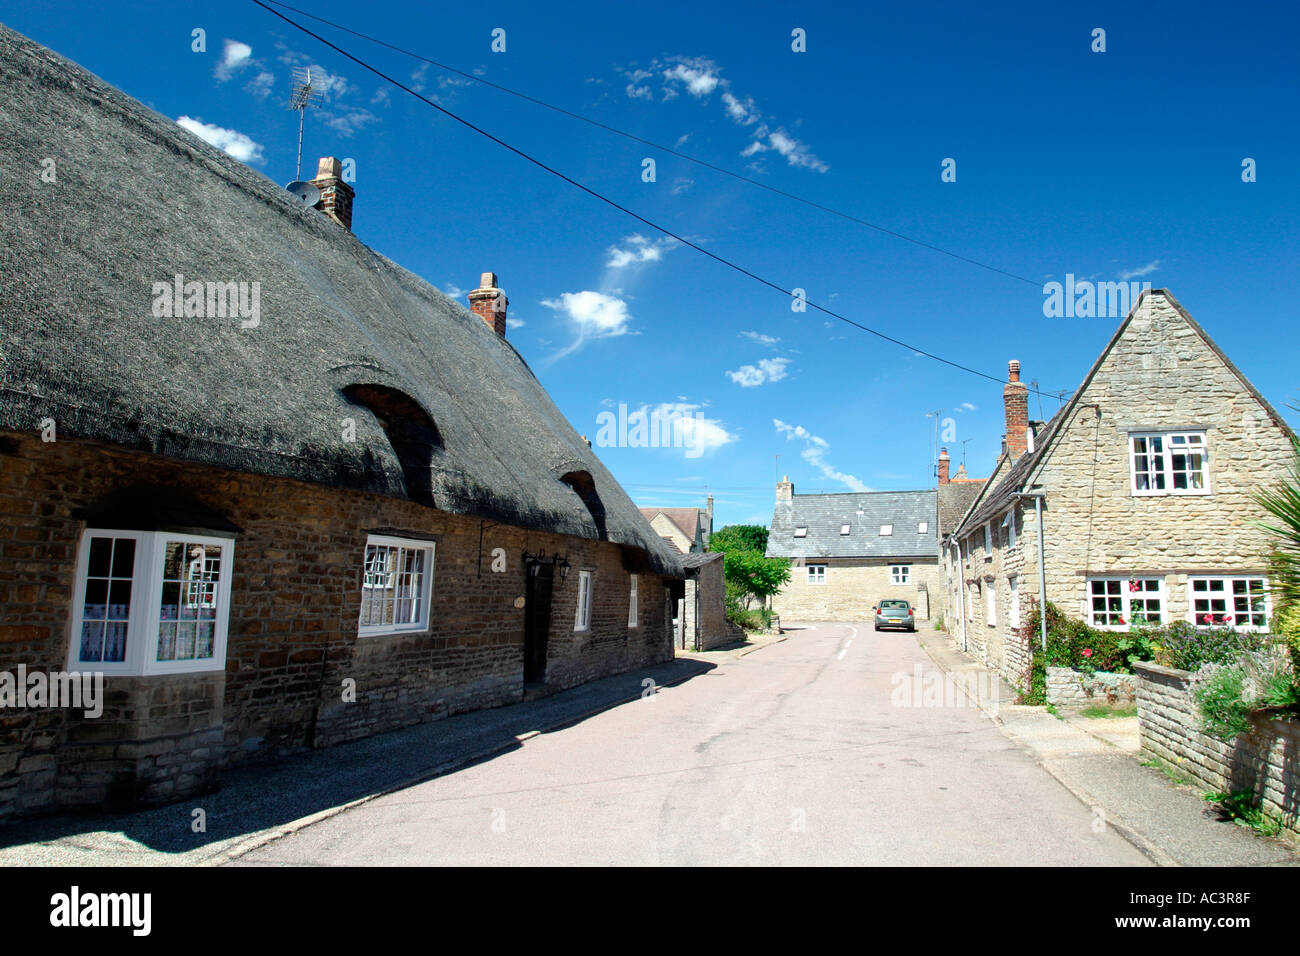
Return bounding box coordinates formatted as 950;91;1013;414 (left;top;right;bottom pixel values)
983;522;993;557
840;524;851;535
1008;575;1020;629
986;579;997;627
1003;510;1016;550
890;564;911;585
575;569;594;631
68;528;235;676
628;574;638;627
1086;576;1166;629
1188;575;1270;631
807;564;827;585
1130;431;1210;496
969;583;978;622
918;521;928;534
794;526;807;538
357;535;435;637
879;524;893;536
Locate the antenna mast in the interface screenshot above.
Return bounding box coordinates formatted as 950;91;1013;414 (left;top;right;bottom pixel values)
286;66;321;181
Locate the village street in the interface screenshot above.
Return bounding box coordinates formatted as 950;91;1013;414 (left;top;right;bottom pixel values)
233;625;1148;866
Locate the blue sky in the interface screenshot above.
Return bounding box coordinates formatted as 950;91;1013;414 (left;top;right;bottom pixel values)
6;0;1297;528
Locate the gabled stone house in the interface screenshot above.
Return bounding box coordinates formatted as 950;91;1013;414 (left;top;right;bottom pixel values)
637;499;713;554
0;26;682;819
766;478;939;621
944;289;1294;688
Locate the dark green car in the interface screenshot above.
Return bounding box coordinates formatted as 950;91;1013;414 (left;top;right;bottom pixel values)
874;599;915;632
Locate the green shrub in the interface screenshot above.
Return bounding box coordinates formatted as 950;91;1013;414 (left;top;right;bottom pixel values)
1191;665;1252;740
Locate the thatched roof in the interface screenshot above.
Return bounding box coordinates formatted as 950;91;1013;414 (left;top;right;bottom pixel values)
0;24;682;576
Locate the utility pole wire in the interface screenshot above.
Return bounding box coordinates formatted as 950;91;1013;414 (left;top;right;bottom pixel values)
252;0;1064;396
259;0;1041;289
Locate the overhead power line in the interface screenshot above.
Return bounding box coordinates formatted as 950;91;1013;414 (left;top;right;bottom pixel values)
260;0;1040;289
251;0;1058;395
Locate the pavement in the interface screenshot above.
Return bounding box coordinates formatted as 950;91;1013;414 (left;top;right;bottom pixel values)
917;627;1300;866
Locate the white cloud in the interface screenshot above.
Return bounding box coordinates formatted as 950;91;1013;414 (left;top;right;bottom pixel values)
727;357;790;387
506;317;525;329
662;59;720;97
371;88;391;107
740;331;779;347
743;126;828;172
442;282;467;299
721;91;759;125
605;234;679;269
542;291;632;338
957;401;976;412
648;401;735;456
1118;259;1160;280
215;40;253;82
671;177;694;195
245;71;274;100
176;117;265;164
773;419;869;492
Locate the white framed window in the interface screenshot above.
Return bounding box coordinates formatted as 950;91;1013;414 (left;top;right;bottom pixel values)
1008;575;1020;628
987;579;997;627
628;574;638;627
358;535;434;636
970;582;980;622
890;564;910;585
68;529;234;676
1130;431;1209;495
575;570;594;631
807;564;826;585
794;526;807;538
1189;576;1269;630
1087;576;1165;628
840;524;851;535
918;521;928;534
1003;510;1016;550
879;524;893;536
983;522;993;557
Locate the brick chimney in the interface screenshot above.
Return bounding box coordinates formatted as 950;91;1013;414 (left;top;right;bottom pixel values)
468;272;508;337
311;157;354;231
776;475;794;500
1003;360;1029;461
938;447;951;485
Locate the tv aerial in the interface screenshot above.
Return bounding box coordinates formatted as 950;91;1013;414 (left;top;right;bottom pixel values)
285;65;322;182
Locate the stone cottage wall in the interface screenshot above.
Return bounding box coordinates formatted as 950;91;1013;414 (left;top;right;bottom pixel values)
0;431;674;820
1136;661;1299;835
692;560;728;650
772;556;939;623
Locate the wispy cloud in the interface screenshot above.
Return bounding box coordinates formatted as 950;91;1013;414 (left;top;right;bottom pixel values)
215;40;253;82
1118;259;1160;280
956;401;976;412
542;291;633;360
740;331;780;348
606;234;679;269
619;55;826;172
773;419;869;492
276;46;377;138
671;177;694;195
176;117;265;164
727;357;790;387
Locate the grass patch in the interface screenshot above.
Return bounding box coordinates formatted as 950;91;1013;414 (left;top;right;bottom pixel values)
1140;757;1195;787
1205;790;1282;836
1079;703;1138;719
1045;704;1064;720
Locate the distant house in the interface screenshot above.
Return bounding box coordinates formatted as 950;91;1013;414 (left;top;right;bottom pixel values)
766;477;939;621
944;290;1294;688
638;498;713;554
0;26;682;820
936;449;987;623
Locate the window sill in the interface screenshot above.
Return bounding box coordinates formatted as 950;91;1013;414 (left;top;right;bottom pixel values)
358;627;430;639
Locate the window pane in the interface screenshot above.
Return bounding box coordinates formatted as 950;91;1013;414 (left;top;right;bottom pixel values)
88;537;113;577
104;621;128;662
111;538;135;577
80;621;104;662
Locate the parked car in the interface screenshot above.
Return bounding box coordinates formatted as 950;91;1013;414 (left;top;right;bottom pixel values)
874;599;915;632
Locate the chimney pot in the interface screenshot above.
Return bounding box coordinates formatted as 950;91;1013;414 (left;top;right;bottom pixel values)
776;475;794;500
938;447;951;485
310;156;354;231
1003;359;1029;460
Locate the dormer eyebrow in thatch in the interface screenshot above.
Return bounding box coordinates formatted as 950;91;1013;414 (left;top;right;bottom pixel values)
561;471;607;541
342;384;441;507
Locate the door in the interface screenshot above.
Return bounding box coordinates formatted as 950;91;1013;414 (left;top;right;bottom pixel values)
524;561;554;683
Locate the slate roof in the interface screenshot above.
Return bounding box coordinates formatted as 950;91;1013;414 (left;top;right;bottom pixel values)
679;551;723;572
766;490;937;560
0;25;682;576
937;480;987;541
952;288;1295;539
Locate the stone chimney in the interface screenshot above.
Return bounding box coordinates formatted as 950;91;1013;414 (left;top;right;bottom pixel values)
311;157;354;231
468;272;508;337
1003;360;1029;461
776;475;794;500
938;447;951;485
704;494;714;546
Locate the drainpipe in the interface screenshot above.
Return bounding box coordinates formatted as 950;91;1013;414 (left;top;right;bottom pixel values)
1015;490;1048;652
955;540;968;652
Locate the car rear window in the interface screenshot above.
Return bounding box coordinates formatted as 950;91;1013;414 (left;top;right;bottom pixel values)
880;600;909;609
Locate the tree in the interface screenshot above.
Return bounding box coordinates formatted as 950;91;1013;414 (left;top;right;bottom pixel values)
708;524;788;609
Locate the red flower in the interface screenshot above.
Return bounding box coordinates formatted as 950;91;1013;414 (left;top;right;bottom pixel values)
1082;648;1093;658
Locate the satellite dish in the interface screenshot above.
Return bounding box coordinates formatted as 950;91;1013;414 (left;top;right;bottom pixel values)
285;181;321;207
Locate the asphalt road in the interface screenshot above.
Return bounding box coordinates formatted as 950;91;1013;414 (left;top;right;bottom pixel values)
236;623;1150;866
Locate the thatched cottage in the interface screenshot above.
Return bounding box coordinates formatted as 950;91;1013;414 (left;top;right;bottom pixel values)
0;25;682;819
